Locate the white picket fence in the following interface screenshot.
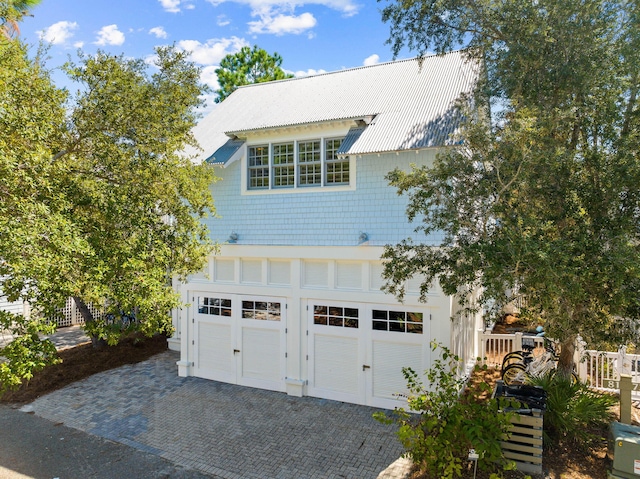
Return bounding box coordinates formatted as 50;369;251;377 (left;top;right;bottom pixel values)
479;330;640;400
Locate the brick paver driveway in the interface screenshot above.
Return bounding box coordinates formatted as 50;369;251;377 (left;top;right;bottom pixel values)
26;350;410;479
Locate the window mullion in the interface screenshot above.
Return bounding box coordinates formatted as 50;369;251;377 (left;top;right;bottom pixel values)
320;137;325;188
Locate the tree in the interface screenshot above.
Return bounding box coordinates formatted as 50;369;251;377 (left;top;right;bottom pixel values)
378;0;640;372
0;40;216;389
214;45;293;102
0;0;42;38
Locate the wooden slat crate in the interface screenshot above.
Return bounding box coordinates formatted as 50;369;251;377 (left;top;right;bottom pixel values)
501;410;543;475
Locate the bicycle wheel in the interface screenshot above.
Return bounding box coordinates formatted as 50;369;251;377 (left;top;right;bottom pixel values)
549;369;580;385
501;352;525;371
502;363;527;386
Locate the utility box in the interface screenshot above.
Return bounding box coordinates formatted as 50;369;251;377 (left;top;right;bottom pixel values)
609;421;640;478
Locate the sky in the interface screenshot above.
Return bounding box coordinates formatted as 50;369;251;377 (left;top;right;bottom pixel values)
19;0;417;113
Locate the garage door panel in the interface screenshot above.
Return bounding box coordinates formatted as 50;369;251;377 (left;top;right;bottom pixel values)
314;334;359;394
196;322;234;380
372;341;423;401
241;327;281;382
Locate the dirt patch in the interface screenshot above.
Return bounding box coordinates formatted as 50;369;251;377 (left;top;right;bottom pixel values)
1;333;168;404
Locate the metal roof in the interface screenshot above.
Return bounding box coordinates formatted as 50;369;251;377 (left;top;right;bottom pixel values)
194;51;479;165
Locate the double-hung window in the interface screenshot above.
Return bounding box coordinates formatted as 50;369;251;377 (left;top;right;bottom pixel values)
248;145;269;189
247;137;347;191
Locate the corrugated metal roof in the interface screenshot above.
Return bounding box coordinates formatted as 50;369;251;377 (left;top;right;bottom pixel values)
206;138;244;165
193;51;479;163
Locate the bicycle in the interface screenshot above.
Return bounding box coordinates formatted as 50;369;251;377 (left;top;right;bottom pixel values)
502;338;578;386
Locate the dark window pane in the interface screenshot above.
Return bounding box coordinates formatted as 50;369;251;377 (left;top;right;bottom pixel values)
222;308;232;317
222;299;232;308
408;312;423;323
198;306;207;314
314;315;327;325
314;305;327;315
390;311;405;322
243;311;255;319
345;308;358;318
372;310;387;320
389;321;404;332
242;301;253;309
329;316;343;327
372;321;387;331
344;318;358;328
407;323;423;334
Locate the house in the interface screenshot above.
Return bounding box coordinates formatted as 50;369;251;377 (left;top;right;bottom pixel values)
170;51;482;409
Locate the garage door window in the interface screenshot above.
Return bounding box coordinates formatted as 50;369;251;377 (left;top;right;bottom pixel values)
198;297;232;316
242;301;281;321
372;310;423;334
313;305;359;328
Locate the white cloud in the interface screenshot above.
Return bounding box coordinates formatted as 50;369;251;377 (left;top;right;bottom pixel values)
159;0;181;12
200;65;220;90
292;68;326;77
74;41;84;48
95;24;125;46
363;54;379;66
149;26;168;38
248;11;316;35
206;0;359;17
38;21;78;45
217;15;231;26
177;36;249;65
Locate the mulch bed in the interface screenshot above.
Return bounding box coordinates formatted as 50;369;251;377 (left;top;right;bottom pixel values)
1;333;168;404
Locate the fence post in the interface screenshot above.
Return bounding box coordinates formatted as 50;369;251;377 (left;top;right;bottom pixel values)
620;374;632;425
514;332;523;352
574;336;587;383
619;346;632;375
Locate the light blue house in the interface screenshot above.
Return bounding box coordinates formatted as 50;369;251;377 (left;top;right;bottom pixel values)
171;51;481;408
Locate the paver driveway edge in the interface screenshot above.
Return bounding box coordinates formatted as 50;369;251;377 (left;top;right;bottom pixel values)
27;350;412;479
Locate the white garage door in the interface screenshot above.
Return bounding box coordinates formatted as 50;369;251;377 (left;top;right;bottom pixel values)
193;293;286;392
307;302;431;409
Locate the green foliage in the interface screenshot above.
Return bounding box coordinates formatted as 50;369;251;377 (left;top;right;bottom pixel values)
214;45;293;102
0;0;42;38
375;343;516;478
379;0;640;369
528;372;616;449
0;310;60;394
0;38;217;389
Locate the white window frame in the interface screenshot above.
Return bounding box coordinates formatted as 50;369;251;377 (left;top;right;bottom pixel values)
244;137;354;194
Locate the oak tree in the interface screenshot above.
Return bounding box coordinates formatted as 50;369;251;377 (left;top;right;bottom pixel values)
0;39;216;389
379;0;640;371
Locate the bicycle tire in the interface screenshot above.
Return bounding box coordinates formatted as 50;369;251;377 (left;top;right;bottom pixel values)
549;369;580;385
501;352;525;371
502;363;527;386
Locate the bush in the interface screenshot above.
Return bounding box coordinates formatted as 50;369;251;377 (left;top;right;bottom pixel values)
374;342;517;479
528;371;617;449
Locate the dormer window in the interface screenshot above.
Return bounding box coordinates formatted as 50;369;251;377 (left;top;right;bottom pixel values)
247;137;347;191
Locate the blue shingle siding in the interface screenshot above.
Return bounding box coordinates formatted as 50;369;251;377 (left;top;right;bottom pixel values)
204;150;444;247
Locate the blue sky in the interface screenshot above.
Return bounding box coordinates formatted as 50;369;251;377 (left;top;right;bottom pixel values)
20;0;415;112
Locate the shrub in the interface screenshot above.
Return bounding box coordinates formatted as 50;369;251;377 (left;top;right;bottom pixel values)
374;342;517;479
528;371;617;449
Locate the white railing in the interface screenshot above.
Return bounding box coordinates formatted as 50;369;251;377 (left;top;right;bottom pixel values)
479;330;546;368
478;330;640;399
578;348;640;397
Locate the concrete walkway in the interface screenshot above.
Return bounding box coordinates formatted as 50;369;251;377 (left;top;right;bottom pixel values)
22;349;412;479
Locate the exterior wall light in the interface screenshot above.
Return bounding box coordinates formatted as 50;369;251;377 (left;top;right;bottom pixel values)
228;232;238;243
